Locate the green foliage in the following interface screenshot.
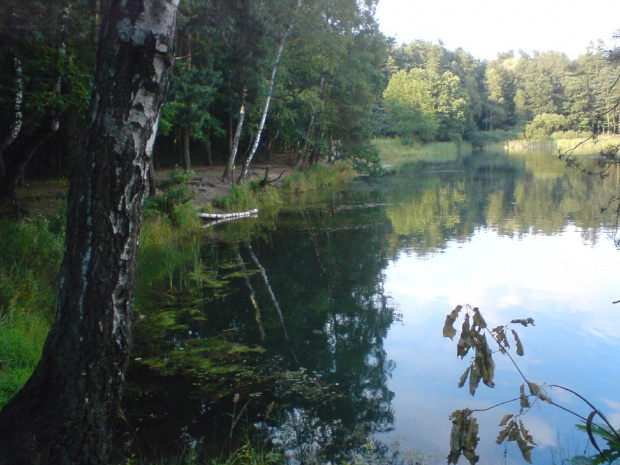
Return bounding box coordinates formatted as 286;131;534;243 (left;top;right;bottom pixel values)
143;170;198;227
0;218;64;408
210;442;284;465
160;63;222;141
383;67;470;143
574;423;620;465
524;113;568;140
383;69;438;142
211;184;257;212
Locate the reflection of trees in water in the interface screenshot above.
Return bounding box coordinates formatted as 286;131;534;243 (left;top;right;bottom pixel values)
382;151;620;256
250;207;396;463
116;203;396;463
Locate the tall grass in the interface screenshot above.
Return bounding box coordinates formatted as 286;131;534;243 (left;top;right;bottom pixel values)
280;163;356;193
0;217;64;408
211;163;355;211
373;138;472;168
506;134;620;155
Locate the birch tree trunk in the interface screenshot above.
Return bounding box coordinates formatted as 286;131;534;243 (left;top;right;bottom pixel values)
237;0;303;183
0;1;179;464
0;54;23;186
0;3;68;210
222;87;247;183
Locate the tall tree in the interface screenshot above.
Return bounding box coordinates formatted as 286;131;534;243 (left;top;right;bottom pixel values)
237;0;304;183
0;1;179;464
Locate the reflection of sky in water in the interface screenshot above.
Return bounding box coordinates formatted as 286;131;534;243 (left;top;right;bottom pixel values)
380;225;620;464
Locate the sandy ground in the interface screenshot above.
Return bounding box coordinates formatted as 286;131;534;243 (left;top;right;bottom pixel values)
172;153;295;209
4;153;295;219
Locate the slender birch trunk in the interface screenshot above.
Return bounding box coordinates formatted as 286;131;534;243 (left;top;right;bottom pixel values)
237;0;303;183
0;3;68;209
222;86;247;183
0;54;23;185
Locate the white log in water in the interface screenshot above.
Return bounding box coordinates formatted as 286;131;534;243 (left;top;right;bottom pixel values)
199;208;259;220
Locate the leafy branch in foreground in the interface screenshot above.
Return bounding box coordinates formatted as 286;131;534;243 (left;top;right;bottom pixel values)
443;305;620;465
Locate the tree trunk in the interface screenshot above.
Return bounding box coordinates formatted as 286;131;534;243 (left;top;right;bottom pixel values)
222;87;247;183
0;3;68;211
0;2;179;464
295;112;315;170
182;128;191;171
0;120;60;210
205;138;213;165
237;0;303;183
0;54;23;186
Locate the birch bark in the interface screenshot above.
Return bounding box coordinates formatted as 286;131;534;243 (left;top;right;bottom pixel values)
237;0;303;183
0;1;179;464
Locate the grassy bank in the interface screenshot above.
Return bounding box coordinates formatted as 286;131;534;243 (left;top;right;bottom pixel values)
506;134;620;155
0;217;64;407
373;138;472;168
0;161;357;410
211;162;357;211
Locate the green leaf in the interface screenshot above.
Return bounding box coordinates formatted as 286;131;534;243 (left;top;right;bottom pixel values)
492;325;509;353
458;366;470;388
448;409;480;465
496;419;515;444
469;363;481;396
475;335;495;389
527;381;553;404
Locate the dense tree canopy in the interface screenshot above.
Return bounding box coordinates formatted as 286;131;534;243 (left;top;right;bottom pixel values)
381;38;620;145
0;1;617;199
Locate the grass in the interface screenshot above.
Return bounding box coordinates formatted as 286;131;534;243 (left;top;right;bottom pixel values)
211;162;356;212
0;217;64;408
122;439;284;465
507;133;620;155
373;138;472;168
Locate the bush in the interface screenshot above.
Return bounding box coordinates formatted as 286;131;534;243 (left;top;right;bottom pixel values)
524;113;567;140
143;169;197;226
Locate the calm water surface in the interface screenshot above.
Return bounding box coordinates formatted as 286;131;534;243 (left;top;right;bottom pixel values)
121;150;620;464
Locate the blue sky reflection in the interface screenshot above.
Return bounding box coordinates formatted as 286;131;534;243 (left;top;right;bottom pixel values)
379;225;620;464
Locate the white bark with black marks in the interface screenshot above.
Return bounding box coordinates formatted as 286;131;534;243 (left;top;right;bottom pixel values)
0;1;179;464
237;0;303;183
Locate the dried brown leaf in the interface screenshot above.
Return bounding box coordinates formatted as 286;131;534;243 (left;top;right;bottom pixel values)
511;329;524;356
511;318;535;327
520;384;531;410
458;366;471;388
472;307;487;330
443;305;463;340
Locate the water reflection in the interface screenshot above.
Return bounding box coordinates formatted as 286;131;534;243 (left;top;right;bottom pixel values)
119;149;620;464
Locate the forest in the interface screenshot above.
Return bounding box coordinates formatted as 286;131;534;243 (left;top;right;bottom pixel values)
1;0;619;206
0;1;619;464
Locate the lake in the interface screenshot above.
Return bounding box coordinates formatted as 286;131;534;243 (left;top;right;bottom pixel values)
118;149;620;465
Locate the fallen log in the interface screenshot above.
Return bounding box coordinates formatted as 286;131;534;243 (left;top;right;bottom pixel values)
199;208;259;221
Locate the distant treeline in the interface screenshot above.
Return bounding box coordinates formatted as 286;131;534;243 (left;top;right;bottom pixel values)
0;0;618;189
